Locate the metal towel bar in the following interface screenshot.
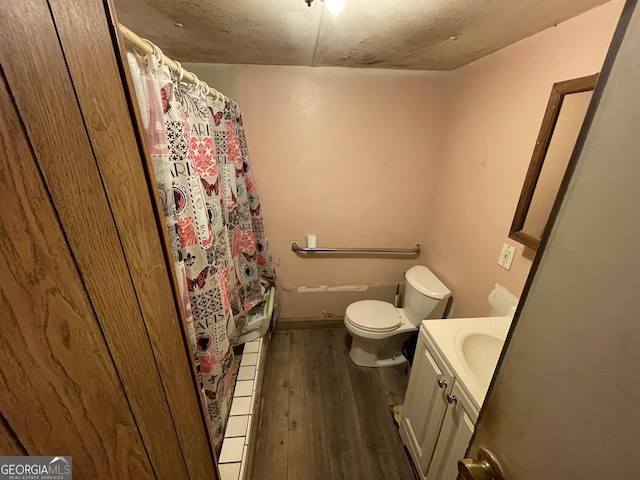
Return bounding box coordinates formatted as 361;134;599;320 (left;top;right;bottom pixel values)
291;243;420;255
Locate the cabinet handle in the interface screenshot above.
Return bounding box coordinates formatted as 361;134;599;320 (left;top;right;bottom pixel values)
437;378;448;389
446;394;457;405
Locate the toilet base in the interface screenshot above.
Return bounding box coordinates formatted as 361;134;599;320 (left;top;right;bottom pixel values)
348;332;412;367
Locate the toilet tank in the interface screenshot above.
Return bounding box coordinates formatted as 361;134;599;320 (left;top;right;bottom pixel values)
404;266;451;326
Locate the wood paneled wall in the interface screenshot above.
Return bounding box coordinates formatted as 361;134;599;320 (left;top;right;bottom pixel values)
0;70;155;479
0;0;218;478
48;0;218;476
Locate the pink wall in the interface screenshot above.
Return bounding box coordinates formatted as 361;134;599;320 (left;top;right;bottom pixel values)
237;66;449;319
423;0;623;317
236;0;622;320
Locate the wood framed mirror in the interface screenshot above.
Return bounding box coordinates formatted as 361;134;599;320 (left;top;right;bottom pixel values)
509;73;599;250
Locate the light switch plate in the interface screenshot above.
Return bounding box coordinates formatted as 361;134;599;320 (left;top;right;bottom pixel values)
498;243;517;270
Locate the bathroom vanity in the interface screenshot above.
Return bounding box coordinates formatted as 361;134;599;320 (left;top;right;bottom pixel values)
399;315;512;480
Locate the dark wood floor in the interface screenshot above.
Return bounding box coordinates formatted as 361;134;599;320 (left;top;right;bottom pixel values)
251;328;416;480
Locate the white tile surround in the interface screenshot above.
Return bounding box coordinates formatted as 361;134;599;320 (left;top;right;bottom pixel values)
233;380;254;397
237;365;256;381
240;352;259;366
218;462;241;480
218;336;264;480
225;415;249;438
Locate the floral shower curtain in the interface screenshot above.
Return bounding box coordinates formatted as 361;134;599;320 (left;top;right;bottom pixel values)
127;51;274;452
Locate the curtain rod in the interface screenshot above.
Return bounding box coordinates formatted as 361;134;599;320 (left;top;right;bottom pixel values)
118;23;231;103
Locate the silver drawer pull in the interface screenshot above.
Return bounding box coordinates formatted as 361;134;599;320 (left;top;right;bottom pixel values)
446;394;457;405
437;378;448;389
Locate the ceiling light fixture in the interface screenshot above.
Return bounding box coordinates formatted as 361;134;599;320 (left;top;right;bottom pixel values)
304;0;345;15
323;0;345;14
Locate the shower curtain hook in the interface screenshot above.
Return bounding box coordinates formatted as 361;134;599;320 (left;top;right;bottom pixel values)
132;44;146;59
191;73;200;90
154;44;166;66
200;80;211;97
174;61;185;82
141;38;164;66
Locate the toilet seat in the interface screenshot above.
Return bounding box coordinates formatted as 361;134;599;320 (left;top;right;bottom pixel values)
345;300;402;333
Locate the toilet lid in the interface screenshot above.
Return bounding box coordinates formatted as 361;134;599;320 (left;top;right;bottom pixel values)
345;300;401;332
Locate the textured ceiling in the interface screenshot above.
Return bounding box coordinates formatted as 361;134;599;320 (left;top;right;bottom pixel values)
113;0;610;70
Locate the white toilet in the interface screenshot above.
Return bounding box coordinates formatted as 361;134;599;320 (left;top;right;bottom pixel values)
345;265;451;367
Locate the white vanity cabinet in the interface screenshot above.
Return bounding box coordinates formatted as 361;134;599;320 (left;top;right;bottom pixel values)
400;326;479;480
399;328;454;476
425;382;478;480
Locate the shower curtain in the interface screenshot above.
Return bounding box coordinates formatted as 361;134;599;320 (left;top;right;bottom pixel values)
127;52;274;452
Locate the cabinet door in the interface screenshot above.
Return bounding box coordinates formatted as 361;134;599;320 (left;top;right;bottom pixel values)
400;333;454;475
426;383;478;480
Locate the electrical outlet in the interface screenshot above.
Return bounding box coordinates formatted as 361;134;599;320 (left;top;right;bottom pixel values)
498;243;517;270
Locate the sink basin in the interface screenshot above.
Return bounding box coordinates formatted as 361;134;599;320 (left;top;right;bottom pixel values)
460;333;504;386
421;315;513;410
